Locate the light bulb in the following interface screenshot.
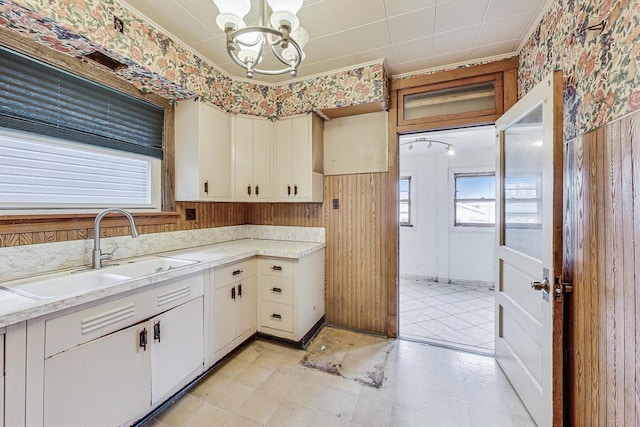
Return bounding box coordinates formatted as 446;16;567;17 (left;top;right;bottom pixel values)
213;0;250;31
268;0;303;31
447;146;455;156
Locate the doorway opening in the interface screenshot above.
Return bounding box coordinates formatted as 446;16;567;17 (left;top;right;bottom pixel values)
398;125;496;355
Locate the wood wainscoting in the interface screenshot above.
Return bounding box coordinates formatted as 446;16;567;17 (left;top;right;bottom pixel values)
564;110;640;425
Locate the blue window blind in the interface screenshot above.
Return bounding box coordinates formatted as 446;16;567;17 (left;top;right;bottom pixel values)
0;45;164;159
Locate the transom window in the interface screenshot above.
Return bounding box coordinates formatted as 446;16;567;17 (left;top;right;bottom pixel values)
454;172;496;226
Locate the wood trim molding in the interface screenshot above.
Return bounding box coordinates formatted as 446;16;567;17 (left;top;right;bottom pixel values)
386;90;399;338
390;56;519;91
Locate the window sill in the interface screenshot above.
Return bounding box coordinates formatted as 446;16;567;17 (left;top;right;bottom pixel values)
400;224;414;228
0;212;181;233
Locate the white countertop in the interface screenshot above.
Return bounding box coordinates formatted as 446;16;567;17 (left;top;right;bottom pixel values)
0;238;324;328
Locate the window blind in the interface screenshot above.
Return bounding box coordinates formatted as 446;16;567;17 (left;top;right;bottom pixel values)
0;129;153;207
0;46;164;159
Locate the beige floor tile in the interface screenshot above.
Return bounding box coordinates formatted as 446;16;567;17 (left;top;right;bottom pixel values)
154;394;206;427
259;370;300;398
237;390;282;425
252;348;287;369
223;414;263;427
307;409;352;427
317;385;359;419
216;357;251;379
266;399;315;427
349;395;393;426
328;374;363;395
212;380;256;412
183;401;233;427
235;342;266;363
236;364;275;389
188;372;233;404
287;377;327;409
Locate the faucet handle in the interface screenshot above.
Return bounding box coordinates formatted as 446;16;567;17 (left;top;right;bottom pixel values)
102;246;119;261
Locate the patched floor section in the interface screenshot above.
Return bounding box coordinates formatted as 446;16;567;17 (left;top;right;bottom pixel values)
301;325;394;388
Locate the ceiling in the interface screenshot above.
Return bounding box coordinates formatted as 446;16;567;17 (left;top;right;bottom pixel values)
118;0;550;84
399;125;496;155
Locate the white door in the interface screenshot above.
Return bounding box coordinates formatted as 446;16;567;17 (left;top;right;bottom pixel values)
494;71;564;427
213;284;237;354
236;276;257;337
253;119;272;200
233;116;254;200
274;119;293;200
291;116;310;198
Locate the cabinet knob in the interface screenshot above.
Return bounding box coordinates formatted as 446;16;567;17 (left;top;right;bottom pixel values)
255;185;259;196
232;269;243;276
204;181;209;194
294;185;298;196
271;287;282;293
247;185;252;195
238;283;242;297
271;265;282;271
271;313;282;320
287;185;291;196
231;286;236;300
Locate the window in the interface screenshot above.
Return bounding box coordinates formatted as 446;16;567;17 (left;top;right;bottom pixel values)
0;45;164;211
504;175;542;227
454;173;495;226
399;176;412;226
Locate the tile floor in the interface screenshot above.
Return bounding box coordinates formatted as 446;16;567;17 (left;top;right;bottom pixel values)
399;276;495;354
142;331;534;427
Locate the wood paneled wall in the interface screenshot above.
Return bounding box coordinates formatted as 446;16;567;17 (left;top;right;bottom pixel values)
564;110;640;425
248;173;390;334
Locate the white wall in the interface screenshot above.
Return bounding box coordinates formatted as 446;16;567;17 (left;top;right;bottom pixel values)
400;146;496;283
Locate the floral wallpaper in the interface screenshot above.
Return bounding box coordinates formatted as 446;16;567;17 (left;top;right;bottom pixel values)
0;0;388;119
519;0;640;140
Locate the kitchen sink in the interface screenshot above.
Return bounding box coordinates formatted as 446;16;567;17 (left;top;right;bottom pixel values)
0;256;198;300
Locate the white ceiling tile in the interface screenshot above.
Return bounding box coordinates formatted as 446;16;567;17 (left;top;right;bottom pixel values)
151;7;216;45
389;57;433;75
355;46;395;65
191;35;231;66
392;36;432;64
431;49;473;68
121;0;180;20
471;40;519;59
303;32;354;64
432;25;480;56
485;0;543;21
384;0;437;17
180;0;220;31
329;0;387;29
296;1;343;39
387;7;436;44
345;20;392;53
297;55;357;77
476;13;533;46
434;0;490;34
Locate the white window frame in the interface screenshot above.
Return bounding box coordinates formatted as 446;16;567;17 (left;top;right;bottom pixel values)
0;128;161;214
449;167;496;232
399;173;416;227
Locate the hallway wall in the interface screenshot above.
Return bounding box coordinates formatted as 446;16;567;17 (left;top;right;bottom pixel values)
400;146;495;283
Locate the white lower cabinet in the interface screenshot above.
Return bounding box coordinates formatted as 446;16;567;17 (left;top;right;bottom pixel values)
210;260;256;364
258;249;325;343
43;321;151;427
27;273;205;427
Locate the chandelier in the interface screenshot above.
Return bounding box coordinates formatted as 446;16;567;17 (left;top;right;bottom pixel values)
213;0;309;79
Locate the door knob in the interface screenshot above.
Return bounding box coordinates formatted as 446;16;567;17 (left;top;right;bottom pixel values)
531;278;550;292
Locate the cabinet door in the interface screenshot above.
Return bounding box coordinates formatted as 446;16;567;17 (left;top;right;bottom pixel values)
252;119;272;200
236;276;257;338
200;103;231;199
213;285;237;354
291;116;311;199
43;323;150;427
151;298;204;404
274;119;293;200
233;117;254;200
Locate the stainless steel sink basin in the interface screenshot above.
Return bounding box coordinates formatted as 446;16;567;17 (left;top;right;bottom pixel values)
0;256;198;300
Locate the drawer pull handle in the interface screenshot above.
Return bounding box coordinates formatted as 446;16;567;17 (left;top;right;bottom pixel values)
231;286;236;300
271;287;282;293
247;185;252;195
238;283;242;297
271;265;282;271
232;269;243;276
294;185;298;196
153;321;161;343
139;328;148;351
287;185;291;196
271;313;282;320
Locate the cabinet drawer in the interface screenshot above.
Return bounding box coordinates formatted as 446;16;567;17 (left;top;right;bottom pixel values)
45;273;204;358
260;276;294;305
260;258;294;278
214;259;256;289
260;301;294;332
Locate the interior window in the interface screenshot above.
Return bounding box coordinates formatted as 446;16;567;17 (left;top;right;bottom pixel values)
454;173;496;226
399;176;412;226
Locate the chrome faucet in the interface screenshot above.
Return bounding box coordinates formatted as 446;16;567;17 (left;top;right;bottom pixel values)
92;208;139;269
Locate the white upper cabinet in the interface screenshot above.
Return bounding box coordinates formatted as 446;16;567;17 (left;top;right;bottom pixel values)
273;114;324;202
232;116;273;201
175;100;231;201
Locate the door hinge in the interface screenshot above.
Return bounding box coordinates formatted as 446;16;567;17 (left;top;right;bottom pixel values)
554;277;573;300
